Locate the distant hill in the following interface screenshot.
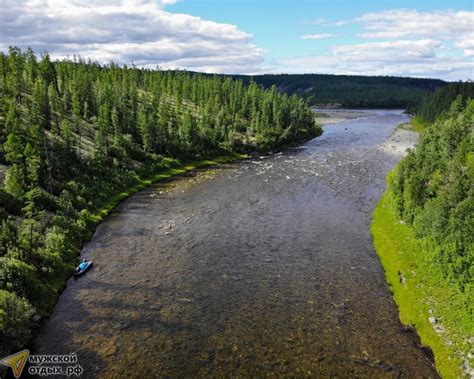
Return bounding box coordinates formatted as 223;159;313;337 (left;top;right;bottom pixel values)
189;73;446;109
235;74;446;109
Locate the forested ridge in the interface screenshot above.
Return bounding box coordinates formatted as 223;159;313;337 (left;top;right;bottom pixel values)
227;73;446;108
0;47;321;354
413;82;474;123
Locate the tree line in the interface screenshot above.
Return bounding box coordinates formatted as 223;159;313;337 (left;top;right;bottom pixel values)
412;82;474;123
389;96;473;312
0;47;321;354
226;73;446;108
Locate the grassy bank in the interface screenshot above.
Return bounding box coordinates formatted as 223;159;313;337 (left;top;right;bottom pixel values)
396;117;426;133
371;184;473;378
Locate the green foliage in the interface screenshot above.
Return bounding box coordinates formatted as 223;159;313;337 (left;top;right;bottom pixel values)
379;96;474;377
0;47;323;354
0;290;34;355
4;165;24;198
415;82;474;123
372;193;471;378
390;99;473;295
0;189;22;215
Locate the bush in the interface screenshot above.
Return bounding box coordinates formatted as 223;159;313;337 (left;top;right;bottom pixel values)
0;290;34;355
0;189;22;215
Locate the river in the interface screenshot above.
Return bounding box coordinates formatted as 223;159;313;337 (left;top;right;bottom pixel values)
35;109;438;378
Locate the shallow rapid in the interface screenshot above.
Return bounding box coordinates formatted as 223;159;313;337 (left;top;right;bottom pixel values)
35;109;438;377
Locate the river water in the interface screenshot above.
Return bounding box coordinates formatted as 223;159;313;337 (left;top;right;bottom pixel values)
35;109;438;378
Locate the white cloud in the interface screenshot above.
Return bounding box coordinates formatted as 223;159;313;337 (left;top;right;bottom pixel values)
332;40;442;60
301;33;336;40
0;3;472;79
356;9;474;57
309;18;348;27
285;9;474;80
455;32;474;57
277;39;473;80
0;0;263;74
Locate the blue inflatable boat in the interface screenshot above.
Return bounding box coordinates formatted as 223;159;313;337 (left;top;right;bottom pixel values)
73;258;93;278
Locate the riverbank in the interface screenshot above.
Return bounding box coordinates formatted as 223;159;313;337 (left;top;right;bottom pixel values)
372;115;474;378
0;154;245;359
312;108;372;125
0;117;323;357
377;122;419;158
372;172;473;376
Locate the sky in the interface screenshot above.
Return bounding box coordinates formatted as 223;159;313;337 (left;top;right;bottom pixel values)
0;0;473;80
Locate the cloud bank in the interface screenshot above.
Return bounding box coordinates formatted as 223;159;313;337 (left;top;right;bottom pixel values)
0;0;264;73
0;3;472;79
293;9;474;79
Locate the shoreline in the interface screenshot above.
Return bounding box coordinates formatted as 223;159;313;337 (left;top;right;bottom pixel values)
15;154;245;358
377;122;419;158
371;189;471;378
312;108;373;125
371;123;472;378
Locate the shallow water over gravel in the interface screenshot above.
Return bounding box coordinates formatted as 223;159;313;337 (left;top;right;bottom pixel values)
35;109;438;378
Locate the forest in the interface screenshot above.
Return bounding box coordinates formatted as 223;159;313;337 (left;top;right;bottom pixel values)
228;73;446;108
371;88;474;376
0;47;321;354
413;82;474;123
390;97;473;310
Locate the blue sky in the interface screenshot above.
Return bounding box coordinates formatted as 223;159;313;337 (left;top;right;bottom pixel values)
1;0;473;79
169;0;474;72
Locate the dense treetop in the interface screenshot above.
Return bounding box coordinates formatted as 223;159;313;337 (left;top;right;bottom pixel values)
390;97;473;310
413;82;474;123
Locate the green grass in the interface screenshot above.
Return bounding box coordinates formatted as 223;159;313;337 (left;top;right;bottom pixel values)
397;117;426;133
410;117;427;133
91;154;245;224
371;188;473;378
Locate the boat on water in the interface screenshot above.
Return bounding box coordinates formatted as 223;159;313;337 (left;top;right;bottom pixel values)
73;258;93;278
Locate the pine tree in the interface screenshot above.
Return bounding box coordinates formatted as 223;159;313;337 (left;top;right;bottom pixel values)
71;87;82;158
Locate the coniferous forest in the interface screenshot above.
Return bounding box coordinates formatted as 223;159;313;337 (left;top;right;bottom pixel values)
230;73;446;108
413;82;474;123
391;97;473;302
0;47;321;353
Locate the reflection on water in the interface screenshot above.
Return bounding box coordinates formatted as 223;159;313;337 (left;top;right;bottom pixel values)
35;110;438;377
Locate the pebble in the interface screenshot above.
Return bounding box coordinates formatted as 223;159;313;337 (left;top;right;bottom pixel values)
177;298;193;303
120;321;132;330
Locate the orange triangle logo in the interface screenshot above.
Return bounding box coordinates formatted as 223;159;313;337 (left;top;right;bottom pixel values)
1;349;29;378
